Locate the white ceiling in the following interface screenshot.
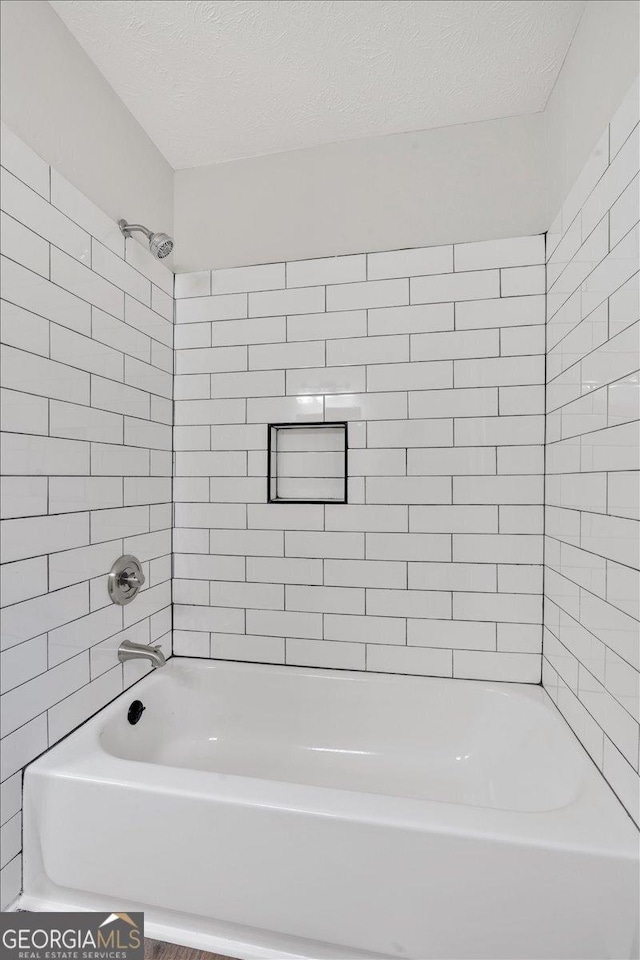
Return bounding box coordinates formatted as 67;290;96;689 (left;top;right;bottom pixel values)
49;0;586;170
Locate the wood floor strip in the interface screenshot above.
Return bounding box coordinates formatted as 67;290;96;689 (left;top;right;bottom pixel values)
144;936;237;959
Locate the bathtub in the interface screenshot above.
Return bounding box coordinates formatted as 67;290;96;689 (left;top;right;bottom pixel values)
22;658;638;960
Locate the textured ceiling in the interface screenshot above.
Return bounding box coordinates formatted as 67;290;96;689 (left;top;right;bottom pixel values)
49;0;585;169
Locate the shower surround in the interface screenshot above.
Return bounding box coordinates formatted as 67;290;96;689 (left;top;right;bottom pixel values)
0;125;173;908
173;236;546;681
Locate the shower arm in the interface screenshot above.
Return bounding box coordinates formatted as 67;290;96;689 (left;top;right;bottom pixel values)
118;220;153;240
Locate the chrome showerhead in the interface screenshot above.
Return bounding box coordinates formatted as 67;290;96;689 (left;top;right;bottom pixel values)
118;219;174;259
148;232;174;259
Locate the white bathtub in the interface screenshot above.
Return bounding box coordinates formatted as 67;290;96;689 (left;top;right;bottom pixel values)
22;659;639;960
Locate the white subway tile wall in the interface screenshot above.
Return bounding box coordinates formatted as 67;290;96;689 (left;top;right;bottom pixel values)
174;233;546;689
0;128;173;907
543;79;639;826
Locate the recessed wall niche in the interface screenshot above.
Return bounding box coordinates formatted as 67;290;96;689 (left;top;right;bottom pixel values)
267;422;348;504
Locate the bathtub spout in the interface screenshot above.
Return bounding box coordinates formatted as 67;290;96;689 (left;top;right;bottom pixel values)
118;639;166;668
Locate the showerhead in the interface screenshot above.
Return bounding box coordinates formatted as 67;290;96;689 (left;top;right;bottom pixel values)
149;232;174;259
118;219;174;259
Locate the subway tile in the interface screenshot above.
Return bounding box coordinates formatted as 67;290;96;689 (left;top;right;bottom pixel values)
412;328;499;362
453;591;542;625
0;476;48;519
366;476;451;504
1;583;88;650
209;316;286;347
1;255;91;335
287;309;366;342
408;561;495;593
175;451;246;476
176;293;247;324
125;238;173;296
367;645;452;677
285;531;363;559
368;303;454;337
455;235;544;271
287;365;366;396
500;265;546;296
326;504;407;532
408;618;496;651
175;345;247;375
1;300;49;357
52;247;124;320
409;386;497;419
366;418;452;448
365;533;451;561
212;633;284;665
455;355;544;388
249;286;324;317
51;325;123;381
453;650;541;682
327;334;409;366
327;278;408;311
125;296;173;346
287;255;365;287
246;394;322;422
91;505;148;543
91;376;150;419
325;559;406;589
410;505;497;534
1;344;90;405
209;580;283;611
453;533;543;564
48;604;122;665
1;168;90;262
349;448;406;476
210;369;284;399
91;443;149;477
367;360;452;392
92;240;149;304
246;608;322;640
0;773;22;826
0;714;48;781
0;557;48;609
453;475;542;505
49;541;120;590
175;398;245;425
455;295;545;330
246;556;322;585
455;415;544;446
175;504;247;530
325;391;407;421
1;123;49;198
411;270;499;304
1;432;89;478
50;400;122;445
368;245;452;280
286;584;364;614
0;212;49;277
124;356;172;399
1;634;47;693
212;262;285;295
366;588;451;620
324;613;405;645
408;446;496;476
174;323;211;350
286;637;365;670
249;340;324;371
171;272;210;300
92;307;151;363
